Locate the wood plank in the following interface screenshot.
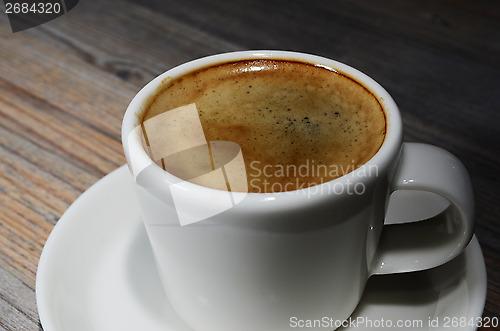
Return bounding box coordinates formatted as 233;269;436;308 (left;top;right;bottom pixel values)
0;21;133;141
2;0;243;88
0;81;124;179
0;266;40;331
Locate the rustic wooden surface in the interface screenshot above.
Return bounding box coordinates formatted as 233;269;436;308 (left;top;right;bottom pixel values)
0;0;498;330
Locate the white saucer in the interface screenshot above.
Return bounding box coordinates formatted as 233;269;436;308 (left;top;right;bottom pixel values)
36;165;487;331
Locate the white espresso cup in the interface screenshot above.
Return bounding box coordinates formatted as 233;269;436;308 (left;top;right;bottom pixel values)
122;51;474;331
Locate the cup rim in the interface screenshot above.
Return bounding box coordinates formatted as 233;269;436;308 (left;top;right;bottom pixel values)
122;50;403;207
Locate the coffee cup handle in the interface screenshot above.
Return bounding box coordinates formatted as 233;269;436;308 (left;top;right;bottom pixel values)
370;142;475;275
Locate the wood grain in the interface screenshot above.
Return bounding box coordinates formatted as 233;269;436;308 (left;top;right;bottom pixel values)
0;0;498;330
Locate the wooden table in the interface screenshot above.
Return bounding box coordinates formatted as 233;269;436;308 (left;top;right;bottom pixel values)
1;0;498;330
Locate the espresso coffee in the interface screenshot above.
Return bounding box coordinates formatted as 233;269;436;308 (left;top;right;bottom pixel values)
141;59;386;193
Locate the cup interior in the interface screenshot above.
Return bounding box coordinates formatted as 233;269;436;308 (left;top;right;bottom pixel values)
122;50;403;204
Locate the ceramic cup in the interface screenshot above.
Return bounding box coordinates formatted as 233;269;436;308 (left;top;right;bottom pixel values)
121;51;474;331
